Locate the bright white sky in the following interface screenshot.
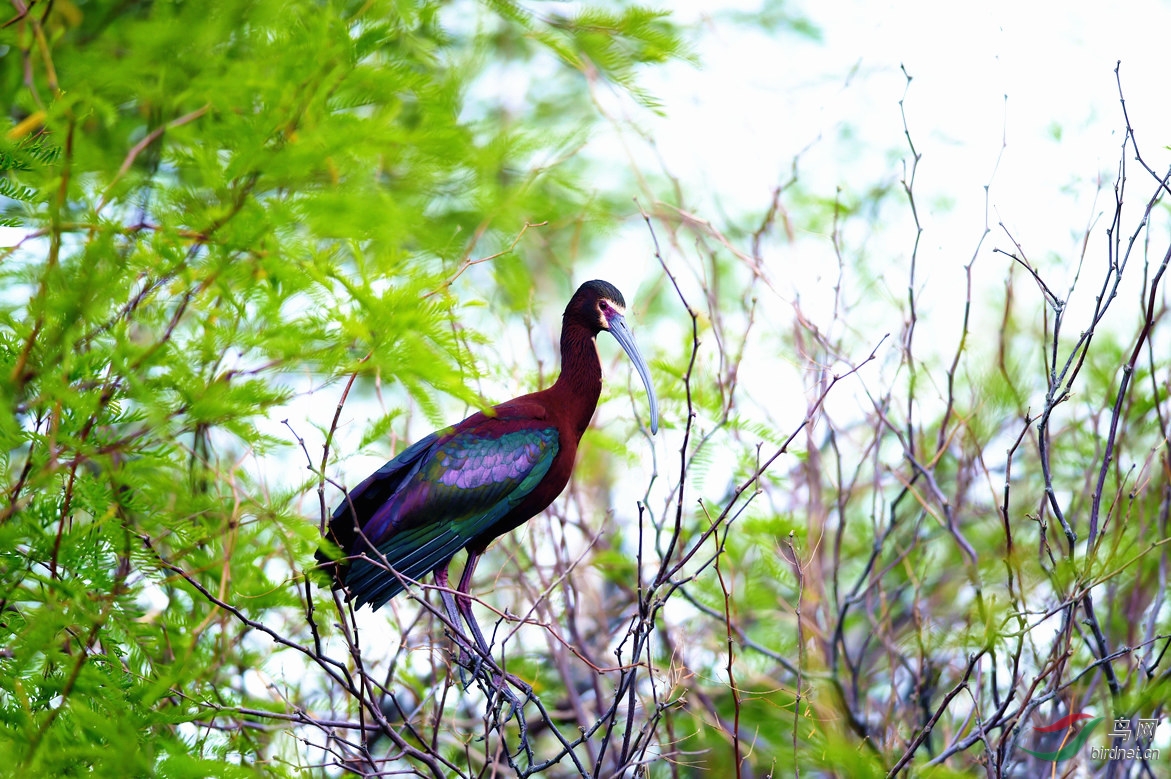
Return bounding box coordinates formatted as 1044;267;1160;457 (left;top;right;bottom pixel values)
659;0;1170;218
593;0;1171;313
318;0;1171;506
571;0;1171;506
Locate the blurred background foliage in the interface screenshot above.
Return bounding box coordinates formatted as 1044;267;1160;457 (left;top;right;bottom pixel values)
2;0;1169;777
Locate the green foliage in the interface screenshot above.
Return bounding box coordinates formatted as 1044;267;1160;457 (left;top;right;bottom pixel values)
0;0;690;775
0;133;60;226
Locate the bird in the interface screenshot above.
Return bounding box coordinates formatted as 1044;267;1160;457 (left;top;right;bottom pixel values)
319;279;658;669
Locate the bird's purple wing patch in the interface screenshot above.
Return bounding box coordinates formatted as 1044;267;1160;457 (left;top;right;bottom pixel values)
436;435;552;490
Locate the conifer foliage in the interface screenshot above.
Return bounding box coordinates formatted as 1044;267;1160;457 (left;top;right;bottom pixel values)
0;2;685;775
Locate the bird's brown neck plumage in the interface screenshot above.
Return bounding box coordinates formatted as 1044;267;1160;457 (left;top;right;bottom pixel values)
548;321;602;439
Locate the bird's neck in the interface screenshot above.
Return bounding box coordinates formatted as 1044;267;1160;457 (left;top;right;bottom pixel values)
549;322;603;439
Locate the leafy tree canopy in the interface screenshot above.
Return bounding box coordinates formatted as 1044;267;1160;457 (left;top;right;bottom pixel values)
0;0;687;774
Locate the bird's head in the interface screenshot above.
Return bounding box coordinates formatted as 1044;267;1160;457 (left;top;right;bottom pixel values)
565;279;659;434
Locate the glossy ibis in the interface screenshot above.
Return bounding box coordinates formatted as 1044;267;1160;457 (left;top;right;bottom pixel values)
321;280;658;668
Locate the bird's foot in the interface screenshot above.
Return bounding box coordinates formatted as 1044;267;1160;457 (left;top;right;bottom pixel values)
447;640;534;760
454;649;524;704
452;645;481;689
485;680;533;764
451;661;535;763
445;629;492;689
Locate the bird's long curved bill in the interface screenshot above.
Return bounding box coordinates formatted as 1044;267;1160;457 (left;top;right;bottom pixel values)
608;314;660;434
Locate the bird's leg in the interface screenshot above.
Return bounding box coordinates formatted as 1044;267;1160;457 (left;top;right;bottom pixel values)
455;551;495;659
456;551;531;735
441;555;531;753
443;551;496;688
433;565;463;631
432;565;479;682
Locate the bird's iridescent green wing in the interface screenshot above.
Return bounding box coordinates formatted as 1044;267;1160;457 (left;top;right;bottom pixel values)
337;421;559;609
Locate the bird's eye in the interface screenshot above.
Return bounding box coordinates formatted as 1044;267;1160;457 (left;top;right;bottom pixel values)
599;300;611;314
